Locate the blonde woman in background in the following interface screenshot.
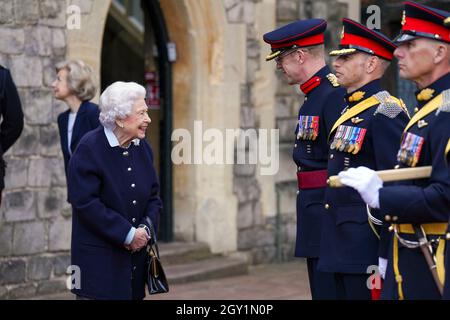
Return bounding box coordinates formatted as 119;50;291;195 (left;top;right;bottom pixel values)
52;59;100;179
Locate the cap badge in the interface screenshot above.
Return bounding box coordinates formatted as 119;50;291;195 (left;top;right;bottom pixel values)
340;26;345;40
401;10;406;26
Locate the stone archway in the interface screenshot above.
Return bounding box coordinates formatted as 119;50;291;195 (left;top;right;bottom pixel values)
66;0;240;254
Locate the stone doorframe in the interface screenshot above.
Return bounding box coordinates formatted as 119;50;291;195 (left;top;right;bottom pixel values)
65;0;242;254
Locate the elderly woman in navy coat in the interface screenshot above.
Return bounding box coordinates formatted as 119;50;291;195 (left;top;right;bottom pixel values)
53;59;100;179
67;81;163;300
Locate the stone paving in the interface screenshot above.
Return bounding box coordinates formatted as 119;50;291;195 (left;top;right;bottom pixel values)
29;260;311;300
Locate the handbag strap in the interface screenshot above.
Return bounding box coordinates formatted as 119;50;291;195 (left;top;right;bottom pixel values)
145;216;160;258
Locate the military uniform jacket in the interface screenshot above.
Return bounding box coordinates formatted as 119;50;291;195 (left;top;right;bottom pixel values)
379;73;450;224
318;79;409;274
293;65;346;258
67;126;163;300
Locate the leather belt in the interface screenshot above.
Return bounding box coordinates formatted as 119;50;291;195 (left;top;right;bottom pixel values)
297;169;328;190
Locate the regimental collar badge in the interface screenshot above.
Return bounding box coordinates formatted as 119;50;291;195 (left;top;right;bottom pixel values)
348;91;365;103
416;88;435;101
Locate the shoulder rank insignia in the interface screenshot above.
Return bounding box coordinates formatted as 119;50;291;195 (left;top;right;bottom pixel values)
416;88;435;101
373;91;404;118
326;73;340;87
348;91;365;102
437;88;450;114
444;16;450;27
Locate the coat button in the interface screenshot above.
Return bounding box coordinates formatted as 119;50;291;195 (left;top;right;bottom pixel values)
294;144;297;148
132;200;137;205
324;204;330;210
127;167;132;172
446;233;450;240
385;215;392;222
131;183;136;188
392;216;398;222
132;218;136;223
296;190;300;195
330;154;334;159
297;167;301;172
123;151;129;156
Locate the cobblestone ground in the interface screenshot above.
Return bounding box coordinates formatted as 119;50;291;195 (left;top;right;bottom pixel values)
28;260;311;300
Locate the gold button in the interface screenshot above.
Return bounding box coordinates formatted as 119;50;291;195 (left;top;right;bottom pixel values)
394;164;400;169
324;204;330;210
330;154;334;159
392;216;398;222
414;107;419;113
388;225;394;232
446;233;450;240
385;215;391;222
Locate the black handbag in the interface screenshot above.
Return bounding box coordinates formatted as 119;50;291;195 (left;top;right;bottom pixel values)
145;218;169;295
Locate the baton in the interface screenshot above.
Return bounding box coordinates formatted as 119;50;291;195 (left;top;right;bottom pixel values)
327;166;432;188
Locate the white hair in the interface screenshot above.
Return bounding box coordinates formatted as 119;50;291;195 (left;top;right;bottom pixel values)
99;81;146;130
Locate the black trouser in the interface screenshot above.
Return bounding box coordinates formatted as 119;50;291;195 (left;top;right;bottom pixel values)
306;257;337;299
334;273;372;300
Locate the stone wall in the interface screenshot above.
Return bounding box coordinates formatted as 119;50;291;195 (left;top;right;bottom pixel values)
0;0;94;299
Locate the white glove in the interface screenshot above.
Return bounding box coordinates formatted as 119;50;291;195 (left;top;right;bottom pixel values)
378;257;387;279
338;166;383;209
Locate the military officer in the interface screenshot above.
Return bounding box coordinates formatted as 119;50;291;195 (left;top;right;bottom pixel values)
339;2;450;300
318;18;409;300
444;138;450;300
263;19;346;299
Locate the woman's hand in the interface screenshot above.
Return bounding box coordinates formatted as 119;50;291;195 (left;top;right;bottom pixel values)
128;227;151;252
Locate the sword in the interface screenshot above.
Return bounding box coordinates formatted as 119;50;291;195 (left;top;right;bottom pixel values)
327;166;432;188
412;224;444;296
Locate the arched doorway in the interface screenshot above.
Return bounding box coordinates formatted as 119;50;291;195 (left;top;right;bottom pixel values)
100;0;173;241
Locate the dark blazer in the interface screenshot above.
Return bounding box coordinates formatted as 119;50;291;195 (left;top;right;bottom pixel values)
57;100;100;179
67;126;162;300
319;79;409;275
0;66;24;189
292;65;346;258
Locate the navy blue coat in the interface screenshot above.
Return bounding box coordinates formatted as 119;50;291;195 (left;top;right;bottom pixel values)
379;73;450;300
318;79;409;274
67;126;162;300
57;100;100;179
293;65;346;258
444;143;450;300
0;66;24;189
